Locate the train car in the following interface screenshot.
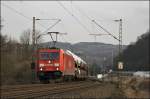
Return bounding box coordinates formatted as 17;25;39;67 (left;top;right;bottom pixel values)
66;50;88;79
35;48;88;83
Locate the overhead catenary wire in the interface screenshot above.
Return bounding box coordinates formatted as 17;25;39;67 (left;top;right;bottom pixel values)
41;19;61;34
59;21;68;42
59;20;68;34
70;0;73;15
72;3;119;41
2;3;47;29
92;20;119;41
72;4;107;35
2;3;63;43
2;3;31;20
72;3;92;22
57;1;92;34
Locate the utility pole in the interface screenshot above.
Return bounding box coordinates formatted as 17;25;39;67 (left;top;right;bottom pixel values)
89;33;110;77
119;19;123;60
32;17;36;48
114;19;123;88
31;17;42;83
92;19;123;88
114;19;123;61
91;19;123;69
31;16;36;66
33;18;60;49
114;19;123;70
111;50;114;70
89;33;109;42
31;16;36;83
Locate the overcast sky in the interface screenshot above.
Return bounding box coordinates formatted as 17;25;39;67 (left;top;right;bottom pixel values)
1;1;149;45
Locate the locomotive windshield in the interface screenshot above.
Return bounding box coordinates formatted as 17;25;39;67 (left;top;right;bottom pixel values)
40;52;49;60
40;52;59;60
49;52;59;60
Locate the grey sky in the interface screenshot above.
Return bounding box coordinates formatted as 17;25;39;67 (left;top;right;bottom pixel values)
1;1;149;45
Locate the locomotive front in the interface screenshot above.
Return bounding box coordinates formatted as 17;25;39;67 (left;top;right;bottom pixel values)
35;48;87;83
36;48;63;83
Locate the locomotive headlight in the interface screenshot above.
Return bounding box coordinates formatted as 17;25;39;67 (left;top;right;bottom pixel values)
40;68;43;71
39;64;44;67
48;60;51;63
54;63;59;66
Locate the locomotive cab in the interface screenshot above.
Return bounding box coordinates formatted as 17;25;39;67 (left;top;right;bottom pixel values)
36;48;63;82
35;48;87;83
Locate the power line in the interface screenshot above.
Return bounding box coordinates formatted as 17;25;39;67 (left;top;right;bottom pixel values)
57;1;92;34
92;20;119;41
72;3;119;41
60;20;68;33
2;3;63;43
41;19;61;34
72;3;92;21
2;3;46;29
2;3;31;20
89;33;110;42
58;22;69;43
38;19;68;43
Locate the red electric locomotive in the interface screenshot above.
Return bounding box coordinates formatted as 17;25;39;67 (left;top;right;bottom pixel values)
35;47;88;83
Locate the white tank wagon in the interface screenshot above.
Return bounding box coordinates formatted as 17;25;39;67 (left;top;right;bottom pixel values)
66;50;88;79
66;50;87;64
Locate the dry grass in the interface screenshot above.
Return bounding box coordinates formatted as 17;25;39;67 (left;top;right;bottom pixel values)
52;82;126;98
123;77;150;98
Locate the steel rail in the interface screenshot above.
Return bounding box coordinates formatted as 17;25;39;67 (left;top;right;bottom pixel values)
1;81;91;98
1;81;85;92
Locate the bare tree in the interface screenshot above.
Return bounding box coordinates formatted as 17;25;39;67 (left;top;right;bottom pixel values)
20;29;43;58
20;29;31;59
20;29;31;45
20;29;43;45
0;34;7;48
35;30;42;44
0;16;4;31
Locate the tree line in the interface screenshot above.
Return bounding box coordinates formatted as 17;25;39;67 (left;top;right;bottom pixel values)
0;29;42;85
113;30;149;71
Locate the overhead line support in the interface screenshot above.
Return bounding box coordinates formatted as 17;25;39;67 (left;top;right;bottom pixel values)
92;20;120;41
47;32;67;47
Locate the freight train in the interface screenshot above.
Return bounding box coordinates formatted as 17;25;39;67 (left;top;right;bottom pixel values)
34;47;88;83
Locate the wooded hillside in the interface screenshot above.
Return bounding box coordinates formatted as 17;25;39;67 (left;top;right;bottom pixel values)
114;31;149;71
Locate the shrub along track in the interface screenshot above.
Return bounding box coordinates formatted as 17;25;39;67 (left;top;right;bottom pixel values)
1;81;99;98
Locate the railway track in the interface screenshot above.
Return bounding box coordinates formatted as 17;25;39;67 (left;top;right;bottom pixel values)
1;80;99;98
1;81;86;92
